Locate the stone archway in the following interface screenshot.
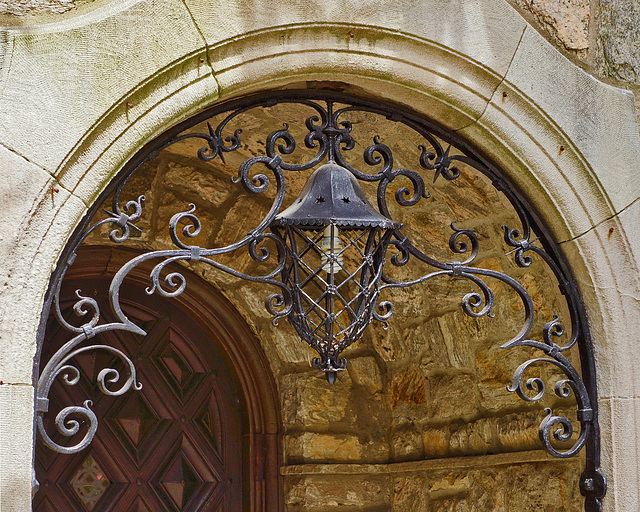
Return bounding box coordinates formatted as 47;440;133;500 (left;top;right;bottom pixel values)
0;3;638;511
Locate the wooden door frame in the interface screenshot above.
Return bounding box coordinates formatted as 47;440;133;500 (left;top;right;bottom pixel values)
46;245;282;511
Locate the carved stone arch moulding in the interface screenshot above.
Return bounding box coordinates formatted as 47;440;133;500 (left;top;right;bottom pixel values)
35;89;606;511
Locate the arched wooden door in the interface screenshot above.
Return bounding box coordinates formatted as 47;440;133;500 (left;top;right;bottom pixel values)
34;249;280;511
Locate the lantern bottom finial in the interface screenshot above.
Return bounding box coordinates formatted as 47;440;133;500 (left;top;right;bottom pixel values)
312;356;347;384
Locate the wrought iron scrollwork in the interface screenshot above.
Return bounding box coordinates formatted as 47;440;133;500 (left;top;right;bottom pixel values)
37;90;604;511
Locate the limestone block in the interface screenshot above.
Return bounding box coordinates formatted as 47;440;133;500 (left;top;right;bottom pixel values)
183;0;530;134
599;396;640;510
207;27;500;132
459;26;640;244
461;90;603;243
0;146;56;383
0;0;207;173
559;208;640;400
0;384;34;512
186;0;526;78
0;187;86;384
608;199;640;282
0;145;55;275
503;27;640;222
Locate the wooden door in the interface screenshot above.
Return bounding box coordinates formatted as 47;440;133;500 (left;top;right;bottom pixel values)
34;278;244;512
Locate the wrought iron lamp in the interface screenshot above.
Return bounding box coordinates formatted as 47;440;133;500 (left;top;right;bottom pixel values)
271;162;400;382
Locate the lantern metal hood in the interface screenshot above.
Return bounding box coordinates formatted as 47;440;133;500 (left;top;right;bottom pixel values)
271;163;400;383
273;162;400;229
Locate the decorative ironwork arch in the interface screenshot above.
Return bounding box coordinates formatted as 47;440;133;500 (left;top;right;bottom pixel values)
35;90;606;511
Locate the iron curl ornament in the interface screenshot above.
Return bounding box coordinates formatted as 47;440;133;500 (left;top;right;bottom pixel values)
36;90;605;511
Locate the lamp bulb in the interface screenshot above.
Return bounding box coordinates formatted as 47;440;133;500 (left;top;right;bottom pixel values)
320;225;343;274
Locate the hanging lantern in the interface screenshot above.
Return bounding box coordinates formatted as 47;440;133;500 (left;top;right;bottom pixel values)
271;162;401;383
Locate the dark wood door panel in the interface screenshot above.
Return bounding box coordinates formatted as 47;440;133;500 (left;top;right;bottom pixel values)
35;277;243;512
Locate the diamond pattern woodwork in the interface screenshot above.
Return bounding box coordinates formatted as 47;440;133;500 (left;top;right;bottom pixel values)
154;339;208;402
35;279;243;511
155;436;219;510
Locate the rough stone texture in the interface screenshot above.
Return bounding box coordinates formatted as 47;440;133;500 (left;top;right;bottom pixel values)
285;472;389;510
597;0;640;85
513;0;590;51
283;452;584;511
0;0;73;15
348;356;383;395
286;433;365;463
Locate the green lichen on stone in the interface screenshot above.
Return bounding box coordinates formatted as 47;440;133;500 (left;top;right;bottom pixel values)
598;0;640;85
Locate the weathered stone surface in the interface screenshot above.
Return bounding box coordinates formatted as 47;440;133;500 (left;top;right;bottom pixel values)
504;462;581;511
513;0;590;51
0;0;73;15
391;427;424;462
426;372;480;422
502;27;640;224
598;0;640;84
281;371;352;428
496;411;546;452
285;472;389;510
0;384;34;512
348;356;383;395
423;427;450;459
283;454;584;511
390;367;426;409
286;433;364;463
0;179;86;384
0;0;208;173
449;417;496;456
393;474;426;511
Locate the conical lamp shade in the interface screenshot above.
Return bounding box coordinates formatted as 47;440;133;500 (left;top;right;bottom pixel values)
273;163;400;230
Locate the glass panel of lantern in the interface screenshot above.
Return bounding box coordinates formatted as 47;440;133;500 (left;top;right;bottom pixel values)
271;163;400;382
